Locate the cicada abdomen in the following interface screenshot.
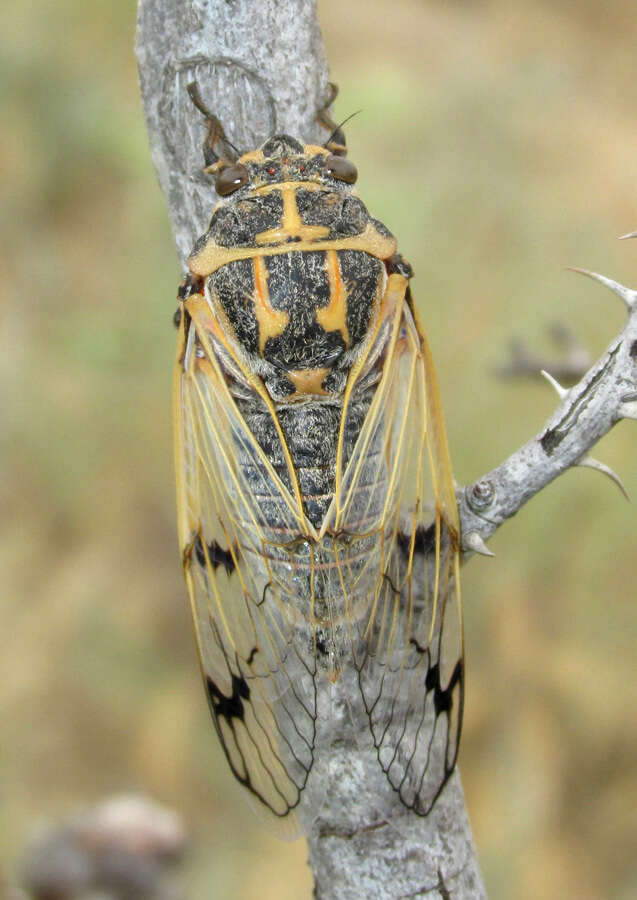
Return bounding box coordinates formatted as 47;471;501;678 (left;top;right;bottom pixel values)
174;86;463;834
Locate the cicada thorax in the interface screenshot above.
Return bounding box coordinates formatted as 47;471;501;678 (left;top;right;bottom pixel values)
184;136;406;666
188;138;397;512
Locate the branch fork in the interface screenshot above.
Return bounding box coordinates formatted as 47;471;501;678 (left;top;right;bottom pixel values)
459;263;637;558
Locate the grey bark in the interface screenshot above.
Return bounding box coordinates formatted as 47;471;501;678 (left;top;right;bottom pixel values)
136;1;636;898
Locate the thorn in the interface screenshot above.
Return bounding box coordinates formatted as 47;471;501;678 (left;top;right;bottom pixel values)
464;531;495;557
619;231;637;240
577;455;629;501
565;266;637;311
540;369;569;399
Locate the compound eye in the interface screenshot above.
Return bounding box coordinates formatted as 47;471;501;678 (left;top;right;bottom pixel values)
325;154;357;184
215;163;249;196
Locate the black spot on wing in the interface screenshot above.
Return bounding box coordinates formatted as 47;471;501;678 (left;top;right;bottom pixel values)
193;535;237;575
397;524;436;559
408;642;462;716
414;525;437;554
206;674;250;723
382;640;463;816
425;661;462;717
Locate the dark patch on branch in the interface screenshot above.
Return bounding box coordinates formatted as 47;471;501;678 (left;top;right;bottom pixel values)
541;345;619;455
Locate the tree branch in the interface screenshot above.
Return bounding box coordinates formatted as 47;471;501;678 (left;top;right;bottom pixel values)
459;267;637;560
138;2;635;897
135;2;485;898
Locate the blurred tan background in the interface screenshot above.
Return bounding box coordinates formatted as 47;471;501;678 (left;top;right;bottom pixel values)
1;0;636;897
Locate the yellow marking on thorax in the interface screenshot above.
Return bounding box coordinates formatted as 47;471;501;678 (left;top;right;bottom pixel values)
255;183;330;245
252;256;289;354
286;367;330;396
189;223;397;276
236;144;329;164
317;249;350;346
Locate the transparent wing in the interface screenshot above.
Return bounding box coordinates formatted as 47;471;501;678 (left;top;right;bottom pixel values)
175;275;462;828
174;297;317;836
326;278;464;816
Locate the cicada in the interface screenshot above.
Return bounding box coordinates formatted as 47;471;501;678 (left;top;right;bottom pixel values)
174;84;463;834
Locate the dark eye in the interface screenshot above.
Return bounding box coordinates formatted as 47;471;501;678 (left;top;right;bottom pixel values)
325;154;357;184
215;163;249;196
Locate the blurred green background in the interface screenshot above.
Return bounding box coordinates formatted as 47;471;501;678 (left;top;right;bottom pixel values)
2;0;636;897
